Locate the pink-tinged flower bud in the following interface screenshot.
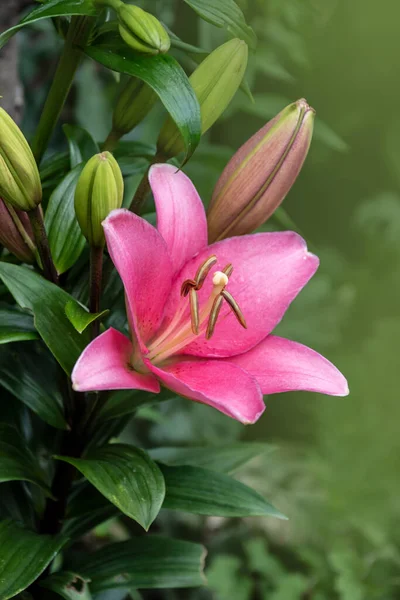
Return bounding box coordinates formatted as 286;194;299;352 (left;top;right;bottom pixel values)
0;198;36;263
207;99;315;242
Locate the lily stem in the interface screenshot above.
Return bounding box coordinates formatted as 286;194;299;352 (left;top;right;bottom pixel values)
31;16;94;164
27;206;59;284
129;152;165;213
89;245;103;339
102;129;121;152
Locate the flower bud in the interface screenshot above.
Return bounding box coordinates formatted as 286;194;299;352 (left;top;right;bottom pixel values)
157;39;248;158
0;199;36;263
117;4;170;55
74;152;124;247
207;99;315;242
0;107;42;211
112;78;158;136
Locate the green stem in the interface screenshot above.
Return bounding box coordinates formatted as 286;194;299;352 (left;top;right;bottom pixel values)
102;130;121;152
27;206;59;284
94;0;123;10
89;245;103;339
31;16;94;164
129;152;165;213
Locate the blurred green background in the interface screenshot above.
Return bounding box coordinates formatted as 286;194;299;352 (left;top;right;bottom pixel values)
16;0;400;597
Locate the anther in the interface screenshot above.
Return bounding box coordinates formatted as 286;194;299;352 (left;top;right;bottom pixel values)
221;290;247;329
223;263;233;277
180;255;218;297
206;294;224;339
189;287;199;334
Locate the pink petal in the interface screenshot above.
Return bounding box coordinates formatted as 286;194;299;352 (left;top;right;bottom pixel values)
230;335;349;396
149;164;208;276
163;231;318;358
72;328;160;393
146;358;265;424
103;209;173;349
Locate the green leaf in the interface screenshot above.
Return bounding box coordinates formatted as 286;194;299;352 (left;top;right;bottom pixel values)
63;124;100;169
85;45;201;161
77;537;206;591
0;263;91;375
40;572;92;600
182;0;257;50
0;305;38;344
0;343;67;429
45;166;86;275
149;443;275;474
160;465;286;518
65;300;109;334
63;482;119;540
0;520;66;600
56;444;165;530
0;424;53;496
98;387;175;422
0;0;97;49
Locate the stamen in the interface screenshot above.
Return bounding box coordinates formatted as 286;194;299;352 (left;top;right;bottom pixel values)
221;290;247;329
206;294;224;339
194;255;217;289
181;255;218;297
181;279;196;297
189;287;199;334
223;263;233;277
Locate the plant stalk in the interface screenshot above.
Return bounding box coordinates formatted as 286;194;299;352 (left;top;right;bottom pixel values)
102;129;121;152
31;16;94;164
89;245;103;339
129;152;165;213
27;206;59;284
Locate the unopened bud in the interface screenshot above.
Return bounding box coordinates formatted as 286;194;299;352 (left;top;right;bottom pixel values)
207;99;315;242
117;4;170;55
0;199;36;263
74;152;124;247
0;108;42;211
157;39;248;157
113;78;158;136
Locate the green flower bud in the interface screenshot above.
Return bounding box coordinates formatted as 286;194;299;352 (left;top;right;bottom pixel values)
112;78;158;136
207;99;315;242
74;152;124;247
117;4;170;55
0;107;42;211
157;38;248;158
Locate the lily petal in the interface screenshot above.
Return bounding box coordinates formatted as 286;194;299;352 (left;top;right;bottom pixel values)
103;209;173;350
163;231;318;357
230;335;349;396
149;164;208;276
72;328;160;393
146;358;265;424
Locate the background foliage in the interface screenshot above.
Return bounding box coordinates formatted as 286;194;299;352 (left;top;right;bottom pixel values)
2;0;399;598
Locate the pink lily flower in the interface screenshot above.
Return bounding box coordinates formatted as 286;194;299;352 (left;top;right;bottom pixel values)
72;164;348;424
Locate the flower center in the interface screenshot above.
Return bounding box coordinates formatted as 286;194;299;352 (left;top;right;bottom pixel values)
147;255;246;364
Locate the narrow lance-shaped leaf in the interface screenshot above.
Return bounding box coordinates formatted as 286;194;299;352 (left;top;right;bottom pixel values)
0;0;97;50
0;262;91;375
40;572;92;600
55;444;165;530
76;537;206;592
149;443;275;474
182;0;257;50
160;464;286;519
0;424;53;496
0;305;38;344
65;300;109;334
0;343;67;429
0;520;66;600
45;165;86;275
85;45;201;161
63;124;100;169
